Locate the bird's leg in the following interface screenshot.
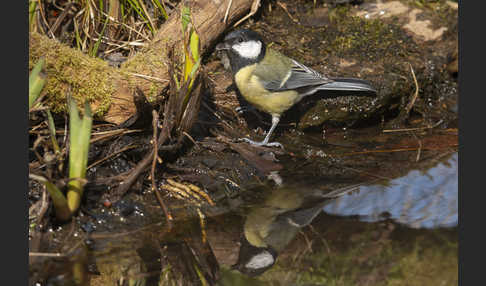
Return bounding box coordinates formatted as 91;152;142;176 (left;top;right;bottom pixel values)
262;115;280;145
240;115;283;148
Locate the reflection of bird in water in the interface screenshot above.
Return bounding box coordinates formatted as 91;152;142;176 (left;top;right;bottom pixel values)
232;185;357;276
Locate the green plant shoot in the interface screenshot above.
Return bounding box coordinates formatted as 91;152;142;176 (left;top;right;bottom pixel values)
66;97;93;213
179;5;201;114
29;0;37;30
181;6;200;88
29;58;46;109
29;174;72;222
89;16;109;57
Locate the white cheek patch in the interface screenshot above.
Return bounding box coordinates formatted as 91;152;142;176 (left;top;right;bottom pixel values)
233;40;262;59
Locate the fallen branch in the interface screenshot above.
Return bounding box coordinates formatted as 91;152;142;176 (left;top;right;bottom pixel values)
29;0;254;124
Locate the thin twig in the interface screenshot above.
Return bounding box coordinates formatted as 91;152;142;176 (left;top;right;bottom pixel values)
182;131;199;148
127;72;170;83
114;150;153;200
37;0;56;38
416;139;422;162
404;63;419;116
382;119;444;133
410;131;422;162
87;170;130;185
337;145;457;156
138;0;156;33
90;222;164;239
28;93;49;113
87;144;138;170
50;3;76;35
29;252;65;257
223;0;233;24
233;0;261;27
90;129;142;144
93;9;152;42
277;2;300;23
103;40;145;54
151;110;173;229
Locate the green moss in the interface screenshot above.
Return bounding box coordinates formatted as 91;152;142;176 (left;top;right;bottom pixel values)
144;82;158;102
324;8;415;62
29;33;114;117
120;36;174;102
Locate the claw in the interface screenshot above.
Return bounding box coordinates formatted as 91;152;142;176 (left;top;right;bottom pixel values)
239;138;284;149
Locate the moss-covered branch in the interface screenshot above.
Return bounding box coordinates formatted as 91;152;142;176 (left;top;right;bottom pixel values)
29;0;254;124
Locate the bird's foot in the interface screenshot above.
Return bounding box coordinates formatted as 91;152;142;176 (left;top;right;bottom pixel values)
239;138;284;148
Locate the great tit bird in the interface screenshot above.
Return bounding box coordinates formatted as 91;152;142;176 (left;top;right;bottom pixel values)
232;184;359;276
215;29;376;147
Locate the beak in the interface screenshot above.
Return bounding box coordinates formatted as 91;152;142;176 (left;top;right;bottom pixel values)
215;42;230;51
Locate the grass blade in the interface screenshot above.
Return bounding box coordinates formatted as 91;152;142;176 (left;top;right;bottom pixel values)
152;0;168;20
89;16;109;57
29;58;46;109
126;0;155;34
29;0;37;29
46;110;60;154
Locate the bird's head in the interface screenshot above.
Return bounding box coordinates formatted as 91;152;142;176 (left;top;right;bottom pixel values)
216;29;266;73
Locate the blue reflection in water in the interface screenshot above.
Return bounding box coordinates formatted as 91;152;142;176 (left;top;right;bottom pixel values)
323;153;458;228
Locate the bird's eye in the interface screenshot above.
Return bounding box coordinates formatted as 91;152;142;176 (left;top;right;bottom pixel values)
238;37;244;43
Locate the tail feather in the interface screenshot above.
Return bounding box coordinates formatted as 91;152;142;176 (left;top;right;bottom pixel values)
318;77;377;93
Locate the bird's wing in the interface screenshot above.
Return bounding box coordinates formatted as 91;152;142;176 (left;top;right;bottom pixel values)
254;58;333;93
283;60;333;89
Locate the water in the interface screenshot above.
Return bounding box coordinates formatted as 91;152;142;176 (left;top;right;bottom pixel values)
31;145;459;286
323;152;458;228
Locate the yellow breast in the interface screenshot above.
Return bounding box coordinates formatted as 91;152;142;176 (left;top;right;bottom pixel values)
234;65;301;116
